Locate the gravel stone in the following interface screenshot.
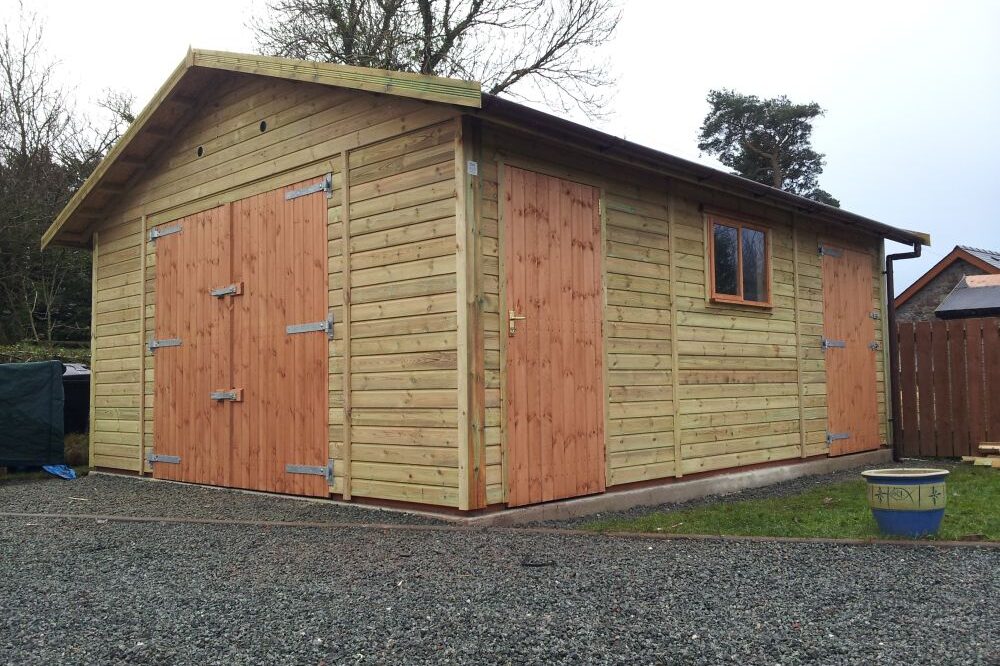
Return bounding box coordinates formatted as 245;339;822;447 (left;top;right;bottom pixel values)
1;474;998;664
0;473;446;525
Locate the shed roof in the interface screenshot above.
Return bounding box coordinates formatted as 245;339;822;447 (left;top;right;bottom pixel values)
44;49;930;250
935;274;1000;319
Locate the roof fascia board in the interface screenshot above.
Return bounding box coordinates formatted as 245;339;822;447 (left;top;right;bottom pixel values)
42;51;194;249
472;96;930;248
191;49;481;108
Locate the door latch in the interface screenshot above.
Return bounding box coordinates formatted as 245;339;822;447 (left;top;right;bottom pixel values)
508;309;526;337
210;389;243;402
209;282;243;298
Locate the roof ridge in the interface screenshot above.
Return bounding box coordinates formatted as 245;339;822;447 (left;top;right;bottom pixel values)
958;244;1000;255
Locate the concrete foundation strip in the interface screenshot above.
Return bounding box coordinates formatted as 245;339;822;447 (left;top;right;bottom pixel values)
2;511;996;549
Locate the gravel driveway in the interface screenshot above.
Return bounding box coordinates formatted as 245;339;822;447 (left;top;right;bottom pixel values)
1;476;998;665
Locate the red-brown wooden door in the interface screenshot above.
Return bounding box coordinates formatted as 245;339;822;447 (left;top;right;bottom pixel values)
231;180;329;497
152;178;329;496
821;243;880;455
152;205;233;484
503;166;605;507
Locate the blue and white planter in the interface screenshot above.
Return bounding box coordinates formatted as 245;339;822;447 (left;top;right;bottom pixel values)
861;468;949;538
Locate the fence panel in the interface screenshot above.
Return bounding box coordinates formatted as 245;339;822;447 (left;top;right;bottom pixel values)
895;317;1000;457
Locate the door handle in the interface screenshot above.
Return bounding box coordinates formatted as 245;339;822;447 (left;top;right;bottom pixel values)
508;310;526;337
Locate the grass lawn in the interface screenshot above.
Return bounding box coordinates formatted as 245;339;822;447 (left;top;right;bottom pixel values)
585;465;999;541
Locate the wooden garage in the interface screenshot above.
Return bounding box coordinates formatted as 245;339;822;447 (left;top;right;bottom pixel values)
43;50;929;511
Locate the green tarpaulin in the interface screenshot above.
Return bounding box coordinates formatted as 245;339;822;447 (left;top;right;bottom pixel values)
0;360;65;466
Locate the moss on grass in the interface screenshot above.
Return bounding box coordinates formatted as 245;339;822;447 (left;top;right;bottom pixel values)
585;465;999;541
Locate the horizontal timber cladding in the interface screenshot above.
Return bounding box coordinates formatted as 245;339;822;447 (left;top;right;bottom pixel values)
332;119;462;507
86;70;461;505
474;124;889;503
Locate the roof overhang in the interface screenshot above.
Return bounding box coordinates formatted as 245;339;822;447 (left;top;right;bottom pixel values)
473;94;931;248
42;49;481;249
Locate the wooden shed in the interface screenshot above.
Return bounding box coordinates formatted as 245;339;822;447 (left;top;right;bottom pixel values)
44;50;929;511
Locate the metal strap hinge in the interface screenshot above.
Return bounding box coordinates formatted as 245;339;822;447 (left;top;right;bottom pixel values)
149;224;182;241
826;432;850;446
148;337;182;352
285;460;334;482
869;341;882;351
285;173;333;200
210;282;243;298
821;338;846;351
818;244;842;257
146;452;181;464
286;312;334;339
869;311;881;320
210;389;243;402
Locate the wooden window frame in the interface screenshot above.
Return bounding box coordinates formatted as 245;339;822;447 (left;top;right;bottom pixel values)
706;213;773;308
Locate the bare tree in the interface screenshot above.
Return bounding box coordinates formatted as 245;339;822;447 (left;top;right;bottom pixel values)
0;10;134;344
252;0;621;116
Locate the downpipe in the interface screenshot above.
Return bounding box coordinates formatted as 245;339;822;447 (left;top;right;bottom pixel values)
885;240;922;462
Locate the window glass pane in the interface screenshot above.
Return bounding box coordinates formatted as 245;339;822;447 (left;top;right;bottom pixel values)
713;223;739;295
742;227;767;302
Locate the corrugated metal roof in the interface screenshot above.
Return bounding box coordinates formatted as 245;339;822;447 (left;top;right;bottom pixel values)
935;274;1000;318
958;246;1000;270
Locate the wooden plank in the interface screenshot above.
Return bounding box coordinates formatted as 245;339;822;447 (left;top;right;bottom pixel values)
191;49;482;107
137;216;147;474
792;218;807;458
667;192;683;477
985;318;1000;442
897;321;919;457
340;152;354;499
966;319;987;454
931;319;953;457
88;231;100;468
914;321;935;456
455;117;480;510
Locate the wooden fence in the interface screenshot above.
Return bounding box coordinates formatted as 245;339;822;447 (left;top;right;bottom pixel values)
895;317;1000;457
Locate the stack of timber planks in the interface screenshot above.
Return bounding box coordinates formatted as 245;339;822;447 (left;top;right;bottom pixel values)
962;443;1000;468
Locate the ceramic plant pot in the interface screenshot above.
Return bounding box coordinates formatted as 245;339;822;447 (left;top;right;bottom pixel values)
861;468;949;538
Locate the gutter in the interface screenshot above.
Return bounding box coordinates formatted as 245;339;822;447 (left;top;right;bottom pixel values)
885;240;923;461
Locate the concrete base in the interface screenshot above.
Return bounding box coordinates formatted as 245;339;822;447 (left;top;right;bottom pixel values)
465;449;893;527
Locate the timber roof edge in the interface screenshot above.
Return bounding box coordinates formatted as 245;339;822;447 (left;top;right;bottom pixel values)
42;49;481;248
473;94;931;249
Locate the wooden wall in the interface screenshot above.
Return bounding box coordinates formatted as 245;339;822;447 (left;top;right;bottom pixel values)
88;72;462;505
472;125;888;502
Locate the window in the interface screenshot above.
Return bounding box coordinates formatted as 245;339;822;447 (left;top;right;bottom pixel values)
707;214;771;306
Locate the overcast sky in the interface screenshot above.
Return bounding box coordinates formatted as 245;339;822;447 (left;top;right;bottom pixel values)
7;0;998;292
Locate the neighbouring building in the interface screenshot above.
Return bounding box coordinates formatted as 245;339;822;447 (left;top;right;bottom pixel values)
895;245;1000;322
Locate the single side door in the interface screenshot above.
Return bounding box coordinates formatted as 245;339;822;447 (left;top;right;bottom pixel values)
821;242;880;455
503;166;606;507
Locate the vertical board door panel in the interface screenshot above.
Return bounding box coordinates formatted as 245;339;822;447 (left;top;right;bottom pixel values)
152;205;232;484
822;244;880;455
504;166;605;507
231;178;330;497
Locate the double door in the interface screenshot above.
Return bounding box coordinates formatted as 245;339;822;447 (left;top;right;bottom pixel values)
151;178;329;496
